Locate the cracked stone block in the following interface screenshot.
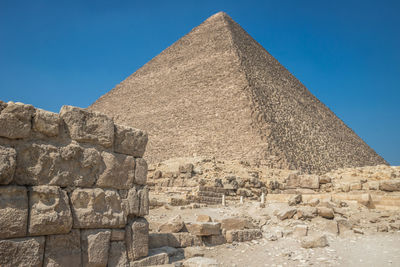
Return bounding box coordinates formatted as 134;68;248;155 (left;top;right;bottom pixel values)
96;151;135;189
82;229;111;267
126;218;149;261
15;142;101;186
33;109;60;136
28;186;72;235
125;186;149;217
114;124;148;157
60;105;114;147
44;229;82;267
0;145;17;185
135;158;148;185
0;186;28;239
70;188;126;228
0;237;45;267
0;102;35;139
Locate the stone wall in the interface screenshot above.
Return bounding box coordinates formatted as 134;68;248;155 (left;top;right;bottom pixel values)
0;101;149;266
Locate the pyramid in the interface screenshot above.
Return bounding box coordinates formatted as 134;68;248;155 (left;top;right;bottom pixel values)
90;12;387;173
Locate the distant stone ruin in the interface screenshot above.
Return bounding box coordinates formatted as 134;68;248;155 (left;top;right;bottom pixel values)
0;101;153;266
90;12;387;174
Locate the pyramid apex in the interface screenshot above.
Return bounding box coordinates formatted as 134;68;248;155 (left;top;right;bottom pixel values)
206;11;232;22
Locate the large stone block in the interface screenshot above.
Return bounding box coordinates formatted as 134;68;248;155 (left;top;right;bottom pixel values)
44;229;82;267
0;237;45;267
60;105;114;147
225;229;262;243
29;186;72;236
114;124;148;157
33;109;60;137
82;229;111;267
299;175;320;189
15;142;101;186
0;145;17;185
380;179;400;192
125;186;149;217
219;217;254;231
148;233;203;249
0;102;35;139
126;218;149;261
108;241;129;267
96;151;135;189
130;252;169;267
135;158;148;185
70;188;126;228
0;186;28;239
185;222;221;236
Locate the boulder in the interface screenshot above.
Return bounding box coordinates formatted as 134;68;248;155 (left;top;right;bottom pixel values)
380;179;400;192
33;109;60;136
0;145;17;185
60;105;114;147
70;188;126;228
158;215;184;233
126;218;149;261
317;207;334;219
0;102;34;139
0;237;45;267
276;207;297;220
44;230;82;266
28;186;72;235
81;229;111;267
97;151;135;189
108;241;129;267
296;206;317;220
0;186;28;239
301;234;329;248
319;176;332;184
114;124;148;157
186;222;221;236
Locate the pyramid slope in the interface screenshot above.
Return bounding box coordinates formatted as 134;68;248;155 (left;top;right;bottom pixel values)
90;12;387;173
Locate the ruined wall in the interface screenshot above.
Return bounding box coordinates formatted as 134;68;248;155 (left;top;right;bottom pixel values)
0;101;149;266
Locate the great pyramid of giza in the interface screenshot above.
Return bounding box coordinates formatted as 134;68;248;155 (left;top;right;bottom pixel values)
90;12;387;173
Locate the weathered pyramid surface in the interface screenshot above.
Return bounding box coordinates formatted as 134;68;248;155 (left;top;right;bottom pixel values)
90;12;387;173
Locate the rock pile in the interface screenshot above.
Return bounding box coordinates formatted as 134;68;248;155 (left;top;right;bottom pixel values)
0;101;156;266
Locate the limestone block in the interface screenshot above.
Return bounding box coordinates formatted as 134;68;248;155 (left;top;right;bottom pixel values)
158;215;184;233
135;158;148;185
33;109;60;136
185;222;221;236
111;229;126;241
0;186;28;238
82;229;111;267
60;105;114;147
108;242;129;267
130;252;169;267
179;163;194;174
219;217;254;231
70;188;126;228
44;229;81;267
0;100;7;112
299;175;320;189
138;186;149;216
0;237;45;267
368;181;380;190
0;102;34;139
203;234;226;245
317;207;334;219
350;182;362;191
293;225;308;237
301;234;329;248
97;151;135;189
29;186;72;235
225;229;262;243
126;218;149;261
15;142;101;187
184;247;206;258
380;179;400;192
126;187;140;216
0;145;16;185
196;214;212;222
285;173;299;189
114;124;148;157
148;233;203;249
296;206;317;220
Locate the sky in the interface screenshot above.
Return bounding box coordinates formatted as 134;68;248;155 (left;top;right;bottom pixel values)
0;0;399;165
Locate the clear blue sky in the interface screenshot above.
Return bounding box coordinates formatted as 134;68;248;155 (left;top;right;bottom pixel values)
0;0;399;165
